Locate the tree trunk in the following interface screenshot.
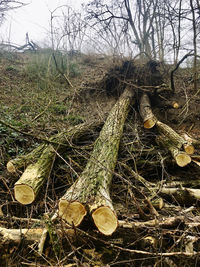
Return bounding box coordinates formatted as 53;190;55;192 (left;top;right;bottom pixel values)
14;145;56;204
7;120;102;173
139;93;157;128
7;144;46;173
190;0;197;92
59;86;134;236
156;134;191;167
156;120;194;155
13;121;102;204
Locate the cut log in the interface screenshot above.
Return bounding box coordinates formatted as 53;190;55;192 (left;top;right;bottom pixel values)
7;120;102;173
59;86;134;235
171;101;179;109
7;144;46;173
156;134;191;167
139;93;157;129
156;120;194;155
13;121;102;204
181;133;195;154
139;94;193;164
14;145;55;204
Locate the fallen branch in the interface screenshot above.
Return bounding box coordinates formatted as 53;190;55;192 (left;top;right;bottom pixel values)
112;245;200;257
119;216;184;229
0;226;75;246
159;186;200;203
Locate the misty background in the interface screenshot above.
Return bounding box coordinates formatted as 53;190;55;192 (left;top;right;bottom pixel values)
0;0;199;65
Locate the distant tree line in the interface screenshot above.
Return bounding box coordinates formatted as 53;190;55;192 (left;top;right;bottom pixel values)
1;0;200;68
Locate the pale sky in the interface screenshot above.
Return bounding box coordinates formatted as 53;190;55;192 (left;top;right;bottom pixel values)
1;0;88;45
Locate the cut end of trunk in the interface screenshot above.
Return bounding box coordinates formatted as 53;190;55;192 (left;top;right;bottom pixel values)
7;161;16;173
92;206;118;235
144;118;156;129
184;144;195;155
172;101;179;109
58;200;87;226
175;153;191;167
14;184;35;205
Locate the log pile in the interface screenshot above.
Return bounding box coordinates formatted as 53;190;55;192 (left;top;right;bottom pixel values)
2;59;200;265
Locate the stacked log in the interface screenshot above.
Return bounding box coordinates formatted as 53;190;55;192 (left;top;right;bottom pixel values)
139;93;194;167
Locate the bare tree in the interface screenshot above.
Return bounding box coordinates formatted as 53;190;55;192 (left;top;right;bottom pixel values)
48;5;87;53
190;0;198;91
0;0;25;25
85;0;160;58
84;0;198;63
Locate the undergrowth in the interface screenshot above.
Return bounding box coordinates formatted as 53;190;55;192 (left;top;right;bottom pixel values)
2;51;200;266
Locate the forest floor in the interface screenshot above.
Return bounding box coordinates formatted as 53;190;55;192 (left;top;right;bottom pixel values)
1;51;200;266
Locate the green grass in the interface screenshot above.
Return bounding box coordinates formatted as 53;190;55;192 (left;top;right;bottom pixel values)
0;49;87;164
23;49;81;90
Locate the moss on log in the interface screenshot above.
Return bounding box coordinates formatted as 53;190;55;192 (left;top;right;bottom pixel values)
13;120;102;205
7;144;46;173
7;120;102;173
59;86;134;235
139;93;157;129
14;145;55;204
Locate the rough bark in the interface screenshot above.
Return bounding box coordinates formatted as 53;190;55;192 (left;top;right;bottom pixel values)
181;133;196;154
156;134;191;167
7;120;102;173
13;120;102;204
139;93;157;129
7;144;46;173
59;86;134;236
156;120;194;155
14;145;55;204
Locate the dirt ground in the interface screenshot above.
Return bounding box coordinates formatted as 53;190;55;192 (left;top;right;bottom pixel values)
1;53;200;266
